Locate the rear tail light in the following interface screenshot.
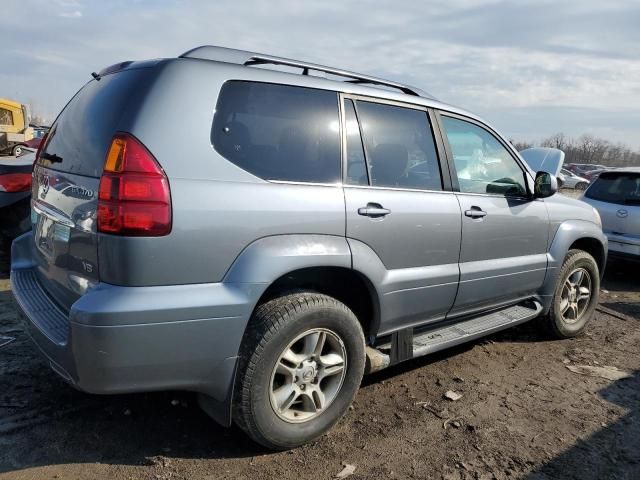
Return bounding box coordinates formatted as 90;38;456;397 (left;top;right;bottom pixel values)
0;173;32;192
97;133;172;236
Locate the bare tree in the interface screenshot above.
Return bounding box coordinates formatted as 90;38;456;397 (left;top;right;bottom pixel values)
509;139;533;151
540;132;569;151
517;133;640;168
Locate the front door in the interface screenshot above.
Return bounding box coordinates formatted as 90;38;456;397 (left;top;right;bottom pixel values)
438;113;549;317
342;96;462;335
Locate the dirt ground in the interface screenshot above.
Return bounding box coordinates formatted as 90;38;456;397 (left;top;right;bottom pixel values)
1;217;638;479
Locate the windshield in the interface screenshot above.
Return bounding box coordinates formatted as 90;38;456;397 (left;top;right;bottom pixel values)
585;172;640;205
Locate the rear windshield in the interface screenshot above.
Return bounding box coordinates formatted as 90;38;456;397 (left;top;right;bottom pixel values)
212;81;341;184
38;68;151;177
585;172;640;205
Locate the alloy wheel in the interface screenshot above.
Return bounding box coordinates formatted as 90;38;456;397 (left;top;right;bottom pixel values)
269;328;347;423
560;267;592;323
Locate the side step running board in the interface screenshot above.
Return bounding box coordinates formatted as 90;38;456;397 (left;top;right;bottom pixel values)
365;301;543;374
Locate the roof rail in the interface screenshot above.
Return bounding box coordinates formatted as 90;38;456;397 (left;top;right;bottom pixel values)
180;46;434;99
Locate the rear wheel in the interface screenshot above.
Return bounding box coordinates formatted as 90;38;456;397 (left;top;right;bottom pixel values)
575;182;588;191
545;249;599;338
233;292;365;450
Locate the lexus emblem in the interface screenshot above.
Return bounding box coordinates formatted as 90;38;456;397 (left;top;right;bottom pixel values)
616;209;628;218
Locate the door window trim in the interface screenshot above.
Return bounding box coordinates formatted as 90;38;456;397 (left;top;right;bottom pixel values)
339;93;453;192
434;110;534;199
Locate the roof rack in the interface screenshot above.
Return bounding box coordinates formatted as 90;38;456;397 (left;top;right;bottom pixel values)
180;46;434;99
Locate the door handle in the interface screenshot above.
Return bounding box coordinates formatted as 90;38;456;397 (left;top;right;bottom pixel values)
464;207;487;219
358;203;391;218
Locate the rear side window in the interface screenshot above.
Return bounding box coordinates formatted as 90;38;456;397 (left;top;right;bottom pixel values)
585;172;640;205
212;81;341;184
355;101;442;191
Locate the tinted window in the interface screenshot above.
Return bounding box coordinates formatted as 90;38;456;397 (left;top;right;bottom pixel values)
356;101;442;190
38;68;154;177
441;116;526;197
344;100;368;185
585;172;640;205
212;81;341;184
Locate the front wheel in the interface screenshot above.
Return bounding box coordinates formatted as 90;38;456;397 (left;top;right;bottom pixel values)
233;292;365;450
575;182;588;191
545;249;600;338
11;144;24;157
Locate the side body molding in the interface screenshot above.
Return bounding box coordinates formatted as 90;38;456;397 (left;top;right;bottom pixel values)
537;220;607;311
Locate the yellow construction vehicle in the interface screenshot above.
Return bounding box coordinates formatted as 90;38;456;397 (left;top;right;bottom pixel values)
0;98;33;156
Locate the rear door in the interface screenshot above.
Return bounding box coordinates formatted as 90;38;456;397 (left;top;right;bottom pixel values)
342;96;461;335
437;112;549;317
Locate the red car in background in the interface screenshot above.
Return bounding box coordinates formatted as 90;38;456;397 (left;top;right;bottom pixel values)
583;168;609;182
24;137;42;149
0;152;34;248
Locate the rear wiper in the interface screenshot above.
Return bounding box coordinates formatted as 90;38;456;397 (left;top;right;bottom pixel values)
39;152;63;163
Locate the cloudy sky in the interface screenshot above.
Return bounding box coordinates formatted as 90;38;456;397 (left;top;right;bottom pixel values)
3;0;639;148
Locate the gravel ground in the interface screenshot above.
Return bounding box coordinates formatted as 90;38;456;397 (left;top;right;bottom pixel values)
0;201;638;480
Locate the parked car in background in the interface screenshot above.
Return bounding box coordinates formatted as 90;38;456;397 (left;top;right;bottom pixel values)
573;163;608;176
24;137;42;149
0;98;34;157
582;168;640;260
0;152;33;248
519;148;564;177
583;168;610;183
560;168;590;190
24;126;50;150
518;147;567;187
10;45;607;450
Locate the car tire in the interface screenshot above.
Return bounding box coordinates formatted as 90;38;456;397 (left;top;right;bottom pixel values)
233;291;365;450
11;145;24;157
545;249;600;338
575;182;588;191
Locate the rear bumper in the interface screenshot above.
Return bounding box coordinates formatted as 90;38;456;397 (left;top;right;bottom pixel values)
10;232;262;426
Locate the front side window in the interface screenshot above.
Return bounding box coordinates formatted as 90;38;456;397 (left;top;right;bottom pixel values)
441;115;527;197
0;108;13;126
212;81;341;184
585;172;640;205
355;101;442;191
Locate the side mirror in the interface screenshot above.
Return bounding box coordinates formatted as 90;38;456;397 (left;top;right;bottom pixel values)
534;171;558;198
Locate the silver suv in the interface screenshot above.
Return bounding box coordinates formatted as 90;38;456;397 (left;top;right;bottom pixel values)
11;46;606;449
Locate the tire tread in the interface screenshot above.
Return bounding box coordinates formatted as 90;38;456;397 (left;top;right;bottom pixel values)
233;292;361;448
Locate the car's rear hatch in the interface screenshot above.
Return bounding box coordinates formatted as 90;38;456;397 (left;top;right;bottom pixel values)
31;64;157;311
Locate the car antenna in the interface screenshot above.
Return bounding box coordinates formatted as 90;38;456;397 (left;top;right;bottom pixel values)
91;72;101;81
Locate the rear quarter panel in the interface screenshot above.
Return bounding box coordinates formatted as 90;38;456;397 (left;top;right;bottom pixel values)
98;59;346;286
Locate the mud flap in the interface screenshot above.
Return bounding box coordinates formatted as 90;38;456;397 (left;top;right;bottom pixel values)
390;327;413;364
